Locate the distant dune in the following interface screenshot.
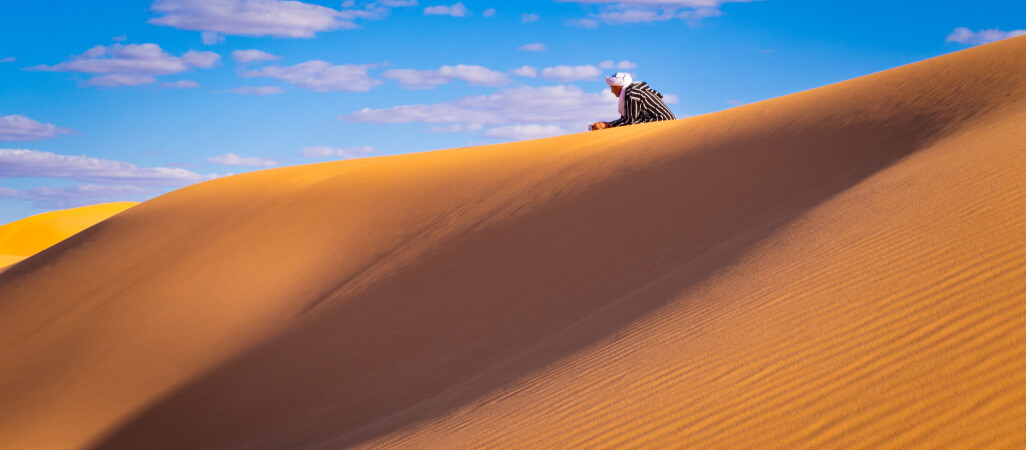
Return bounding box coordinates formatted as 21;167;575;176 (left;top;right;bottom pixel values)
0;202;136;270
3;36;1026;449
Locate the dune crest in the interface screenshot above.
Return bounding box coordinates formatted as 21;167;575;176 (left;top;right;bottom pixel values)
0;202;137;270
3;37;1026;448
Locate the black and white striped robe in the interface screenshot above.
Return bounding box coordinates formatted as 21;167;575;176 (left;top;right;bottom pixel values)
605;82;676;128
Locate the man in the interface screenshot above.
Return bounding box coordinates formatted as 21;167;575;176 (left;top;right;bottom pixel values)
590;72;676;131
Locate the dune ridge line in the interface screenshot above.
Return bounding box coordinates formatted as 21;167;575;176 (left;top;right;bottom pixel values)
1;36;1026;448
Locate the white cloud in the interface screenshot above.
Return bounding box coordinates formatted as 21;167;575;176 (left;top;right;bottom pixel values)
0;184;159;209
947;27;1026;45
563;0;745;4
381;69;448;88
599;60;638;69
377;0;418;6
540;64;602;82
149;0;394;38
663;93;679;104
560;0;754;26
162;80;201;89
29;44;216;75
382;64;512;89
242;61;381;92
0;57;15;63
232;49;281;63
0;115;77;142
206;153;278;167
27;43;220;87
568;18;599;28
201;31;225;45
342;84;616;129
181;50;221;68
597;7;677;23
434;65;510;86
522;13;539;22
675;7;723;22
0;148;218;185
86;74;158;87
481;124;568;141
518;43;547;51
300;145;376;158
227;86;285;95
482;8;496;17
111;35;128;42
511;65;538;78
0;149;226;209
427;123;483;133
424;3;469;17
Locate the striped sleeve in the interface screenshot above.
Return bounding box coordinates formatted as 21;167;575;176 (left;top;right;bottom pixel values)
605;83;676;128
605;95;633;128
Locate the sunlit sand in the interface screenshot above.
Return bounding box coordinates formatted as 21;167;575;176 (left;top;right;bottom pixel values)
2;36;1026;448
0;202;136;270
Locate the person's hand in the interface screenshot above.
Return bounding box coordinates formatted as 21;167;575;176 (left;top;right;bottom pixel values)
590;121;607;131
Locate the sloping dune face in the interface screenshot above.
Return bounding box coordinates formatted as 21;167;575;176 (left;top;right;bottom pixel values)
3;37;1026;449
0;202;137;269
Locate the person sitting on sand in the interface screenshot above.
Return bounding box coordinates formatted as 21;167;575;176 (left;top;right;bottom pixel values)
590;72;676;131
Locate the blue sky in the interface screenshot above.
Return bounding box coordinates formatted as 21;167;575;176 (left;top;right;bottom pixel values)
1;0;1024;223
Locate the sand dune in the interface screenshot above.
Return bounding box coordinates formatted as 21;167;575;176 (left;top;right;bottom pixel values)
0;202;136;270
3;36;1026;448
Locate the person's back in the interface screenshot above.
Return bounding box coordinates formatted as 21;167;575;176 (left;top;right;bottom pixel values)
590;73;676;131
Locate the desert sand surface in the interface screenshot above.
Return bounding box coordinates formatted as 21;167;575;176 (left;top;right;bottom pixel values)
0;202;137;270
3;36;1026;449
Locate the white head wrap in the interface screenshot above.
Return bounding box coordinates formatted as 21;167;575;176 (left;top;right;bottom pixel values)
605;72;633;87
606;72;633;116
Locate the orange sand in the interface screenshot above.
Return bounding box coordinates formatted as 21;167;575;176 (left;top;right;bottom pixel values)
0;202;136;269
2;36;1026;448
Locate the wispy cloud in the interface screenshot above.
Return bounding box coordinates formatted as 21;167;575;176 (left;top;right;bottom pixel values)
87;74;158;87
567;18;599;28
206;153;278;167
0;184;158;209
511;65;538;78
947;27;1026;45
0;148;218;185
0;115;77;142
1;57;17;63
242;61;381;92
0;148;224;208
424;3;469;17
482;8;496;17
161;80;201;89
480;124;568;141
376;0;418;6
539;64;602;82
201;31;226;45
382;64;512;89
227;85;285;95
522;13;540;23
599;59;638;69
560;0;755;26
232;49;281;64
301;145;376;159
428;123;483;133
342;84;615;141
518;43;547;51
26;43;220;87
149;0;407;39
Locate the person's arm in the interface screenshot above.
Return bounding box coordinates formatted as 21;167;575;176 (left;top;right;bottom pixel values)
605;93;636;128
